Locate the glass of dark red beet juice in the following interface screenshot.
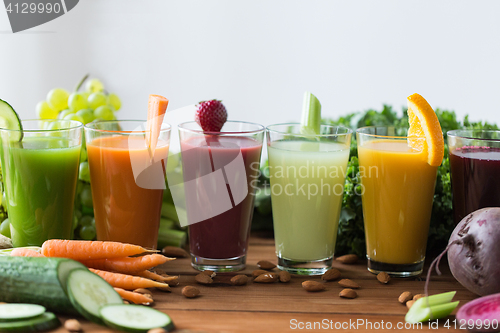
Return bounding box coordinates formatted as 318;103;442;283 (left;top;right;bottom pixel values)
448;129;500;225
178;121;264;271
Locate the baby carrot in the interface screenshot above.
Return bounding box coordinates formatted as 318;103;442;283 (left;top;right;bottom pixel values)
137;270;179;283
114;288;153;305
89;268;169;290
41;239;154;260
81;254;174;274
10;248;44;257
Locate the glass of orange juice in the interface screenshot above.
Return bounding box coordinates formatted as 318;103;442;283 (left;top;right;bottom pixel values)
85;120;170;249
356;127;438;277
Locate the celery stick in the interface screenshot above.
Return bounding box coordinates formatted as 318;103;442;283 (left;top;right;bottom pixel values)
161;202;179;222
428;301;460;320
161;202;188;230
405;292;459;323
406;301;459;323
157;229;187;249
424;291;456;306
300;92;321;135
175;207;187;227
160;218;175;230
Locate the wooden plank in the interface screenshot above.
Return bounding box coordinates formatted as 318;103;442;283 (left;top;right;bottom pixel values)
71;310;470;333
160;310;472;333
48;237;477;332
152;276;475;315
53;310;470;333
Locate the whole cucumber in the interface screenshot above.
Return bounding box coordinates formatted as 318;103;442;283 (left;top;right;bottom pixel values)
0;256;87;314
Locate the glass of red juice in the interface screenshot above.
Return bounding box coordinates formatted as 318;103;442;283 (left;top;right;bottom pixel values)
448;129;500;225
178;121;264;272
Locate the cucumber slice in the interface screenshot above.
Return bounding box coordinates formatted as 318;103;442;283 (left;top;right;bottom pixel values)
66;269;122;324
300;91;321;135
0;304;46;322
100;304;175;333
0;99;22;142
0;312;60;332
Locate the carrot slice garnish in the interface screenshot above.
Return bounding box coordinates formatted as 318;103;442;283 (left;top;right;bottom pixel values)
146;94;169;157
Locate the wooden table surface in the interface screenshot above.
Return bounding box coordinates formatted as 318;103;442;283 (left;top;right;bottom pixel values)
52;235;477;333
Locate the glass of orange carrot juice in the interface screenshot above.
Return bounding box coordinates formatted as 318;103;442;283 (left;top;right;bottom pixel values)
84;120;170;249
356;127;438;277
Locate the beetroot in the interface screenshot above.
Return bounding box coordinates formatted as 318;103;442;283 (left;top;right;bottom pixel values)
456;293;500;332
448;208;500;296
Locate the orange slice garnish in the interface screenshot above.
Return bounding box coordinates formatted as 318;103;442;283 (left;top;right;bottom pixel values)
407;93;444;167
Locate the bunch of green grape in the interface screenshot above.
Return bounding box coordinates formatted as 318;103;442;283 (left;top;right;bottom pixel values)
36;76;121;123
36;76;122;241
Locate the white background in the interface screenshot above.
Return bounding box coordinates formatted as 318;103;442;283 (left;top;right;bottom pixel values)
1;0;499;139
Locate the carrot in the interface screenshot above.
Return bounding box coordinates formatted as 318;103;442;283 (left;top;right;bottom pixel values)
80;254;174;274
137;270;179;283
114;288;153;305
89;268;169;290
41;239;154;260
146;94;169;155
10;248;44;257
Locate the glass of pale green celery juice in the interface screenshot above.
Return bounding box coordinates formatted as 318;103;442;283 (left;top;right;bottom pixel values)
266;124;352;275
0;120;83;247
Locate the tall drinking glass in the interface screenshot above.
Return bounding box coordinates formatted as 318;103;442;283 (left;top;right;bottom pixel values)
178;121;264;272
85;120;170;249
267;124;352;275
357;127;438;277
448;130;500;225
0;120;83;247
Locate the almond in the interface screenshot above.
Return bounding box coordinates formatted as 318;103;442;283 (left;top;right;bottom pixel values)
398;291;413;304
252;269;267;278
182;286;200;298
377;272;390;284
279;270;291;283
321;268;341;281
406;300;415;309
253;272;279;283
413;294;425;301
161;246;189;258
336;254;358;264
202;270;216;278
230;275;249;286
164;276;179;287
133;288;153;296
195;273;213;285
338;279;360;289
302;280;325;292
257;260;276;270
64;319;82;332
339;288;357;299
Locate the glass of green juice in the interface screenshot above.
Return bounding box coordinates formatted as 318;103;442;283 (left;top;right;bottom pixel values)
0;120;83;247
266;123;352;275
